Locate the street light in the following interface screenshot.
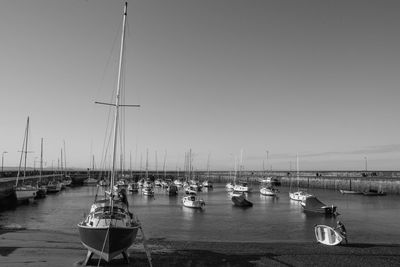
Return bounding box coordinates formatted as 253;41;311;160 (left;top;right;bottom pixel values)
2;151;8;172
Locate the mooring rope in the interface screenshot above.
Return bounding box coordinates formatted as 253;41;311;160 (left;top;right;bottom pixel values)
139;224;153;267
97;225;110;267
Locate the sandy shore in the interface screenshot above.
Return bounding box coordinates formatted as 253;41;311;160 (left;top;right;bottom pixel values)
0;228;399;266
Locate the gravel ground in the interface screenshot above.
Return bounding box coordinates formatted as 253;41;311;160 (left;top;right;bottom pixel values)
0;229;399;267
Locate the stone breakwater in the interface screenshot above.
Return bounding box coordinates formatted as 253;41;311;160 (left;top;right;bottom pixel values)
204;171;400;194
2;170;400;194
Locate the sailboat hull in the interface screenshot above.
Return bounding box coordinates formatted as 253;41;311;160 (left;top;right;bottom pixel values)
78;225;139;262
15;188;36;202
339;189;362;194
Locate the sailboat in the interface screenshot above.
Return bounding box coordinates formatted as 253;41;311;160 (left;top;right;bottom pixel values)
233;150;251;193
77;2;140;264
15;117;37;203
202;154;213;188
35;138;47;198
259;153;278;197
339;177;362;194
62;141;72;186
289;153;312;201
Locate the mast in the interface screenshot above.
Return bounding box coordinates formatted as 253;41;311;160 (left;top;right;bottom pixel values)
109;1;128;204
63;140;67;176
16;117;29;186
40;138;43;180
163;150;167;179
129;151;132;177
145;149;149;179
155;151;158;179
23;117;30;178
61;148;63;177
206;153;210;179
296;153;299;190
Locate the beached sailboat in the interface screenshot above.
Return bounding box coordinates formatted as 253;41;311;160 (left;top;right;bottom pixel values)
15;117;37;202
77;3;140;264
289;153;312;201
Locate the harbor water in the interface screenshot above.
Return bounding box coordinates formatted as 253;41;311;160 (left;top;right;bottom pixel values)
1;184;399;244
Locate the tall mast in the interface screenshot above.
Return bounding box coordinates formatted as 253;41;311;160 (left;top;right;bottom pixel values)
163;150;167;179
63;140;67;175
130;151;132;177
145;149;149;179
110;2;128;201
61;148;63;176
23;117;30;178
296;153;299;189
16;117;29;185
155;151;158;178
40;138;43;179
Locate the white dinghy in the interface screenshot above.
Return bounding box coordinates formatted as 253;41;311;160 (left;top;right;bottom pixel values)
314;225;345;246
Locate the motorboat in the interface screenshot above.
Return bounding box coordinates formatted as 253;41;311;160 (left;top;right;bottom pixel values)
233;181;250;193
289;191;312;201
301;196;337;215
231;193;253;207
182;194;205;209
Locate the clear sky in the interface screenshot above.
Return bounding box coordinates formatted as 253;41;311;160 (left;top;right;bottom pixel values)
1;0;400;171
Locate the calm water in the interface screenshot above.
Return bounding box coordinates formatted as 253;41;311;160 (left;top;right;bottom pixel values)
1;184;399;244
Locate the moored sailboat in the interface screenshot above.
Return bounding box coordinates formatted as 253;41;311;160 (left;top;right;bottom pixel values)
15;117;37;203
77;2;141;264
339;177;362;194
289;153;312;201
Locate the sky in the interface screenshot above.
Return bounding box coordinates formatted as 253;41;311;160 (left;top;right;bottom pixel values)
1;0;400;171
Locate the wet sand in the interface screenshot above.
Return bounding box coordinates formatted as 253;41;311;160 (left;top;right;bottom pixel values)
0;228;399;266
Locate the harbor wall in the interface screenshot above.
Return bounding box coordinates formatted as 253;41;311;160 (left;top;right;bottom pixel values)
2;170;400;194
205;172;400;194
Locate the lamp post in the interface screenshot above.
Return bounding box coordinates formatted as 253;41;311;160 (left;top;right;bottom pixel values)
2;151;8;172
364;156;368;172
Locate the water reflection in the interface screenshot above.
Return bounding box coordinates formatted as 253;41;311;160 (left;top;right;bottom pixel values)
259;194;279;204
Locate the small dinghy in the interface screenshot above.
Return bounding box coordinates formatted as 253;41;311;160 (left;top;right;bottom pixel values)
314;224;345;246
231;193;253;207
